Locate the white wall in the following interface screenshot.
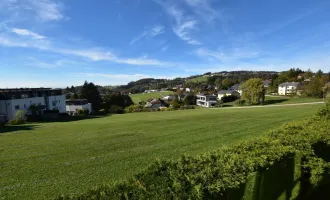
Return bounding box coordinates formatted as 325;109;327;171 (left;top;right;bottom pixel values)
47;95;66;113
278;86;286;95
7;97;45;120
66;103;92;114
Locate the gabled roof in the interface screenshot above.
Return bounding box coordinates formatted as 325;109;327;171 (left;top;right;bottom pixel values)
229;84;241;90
278;82;301;87
217;90;234;94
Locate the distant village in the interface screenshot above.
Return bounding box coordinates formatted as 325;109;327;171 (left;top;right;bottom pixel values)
1;69;329;122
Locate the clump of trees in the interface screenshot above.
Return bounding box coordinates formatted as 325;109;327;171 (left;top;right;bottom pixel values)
240;78;265;105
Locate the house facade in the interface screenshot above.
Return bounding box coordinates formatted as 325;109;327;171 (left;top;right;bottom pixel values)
278;82;302;95
0;88;66;121
229;84;242;95
66;99;92;115
196;94;218;107
217;90;234;100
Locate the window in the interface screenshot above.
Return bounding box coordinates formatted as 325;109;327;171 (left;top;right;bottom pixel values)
21;94;29;98
52;101;56;106
24;104;26;108
15;105;20;110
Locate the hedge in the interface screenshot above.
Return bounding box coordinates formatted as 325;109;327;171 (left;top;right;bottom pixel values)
58;100;330;200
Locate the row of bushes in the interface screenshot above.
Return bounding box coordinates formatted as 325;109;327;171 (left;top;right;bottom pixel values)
124;105;196;113
58;101;330;199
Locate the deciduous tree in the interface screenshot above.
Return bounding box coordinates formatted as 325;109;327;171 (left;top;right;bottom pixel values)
240;78;265;105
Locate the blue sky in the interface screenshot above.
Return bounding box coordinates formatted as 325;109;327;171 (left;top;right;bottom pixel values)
1;0;330;88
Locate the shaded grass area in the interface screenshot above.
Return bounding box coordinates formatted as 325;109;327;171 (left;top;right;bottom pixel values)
129;91;174;103
0;104;322;199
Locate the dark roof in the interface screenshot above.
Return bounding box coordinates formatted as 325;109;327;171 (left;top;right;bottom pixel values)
217;90;234;94
66;99;89;105
229;84;241;90
278;82;301;87
0;88;53;92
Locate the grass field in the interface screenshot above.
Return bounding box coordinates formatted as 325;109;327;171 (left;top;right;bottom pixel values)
130;91;174;103
222;96;322;107
187;76;208;83
0;104;323;199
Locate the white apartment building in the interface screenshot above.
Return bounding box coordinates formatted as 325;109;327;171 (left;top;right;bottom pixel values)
278;82;302;95
196;94;218;107
0;88;66;121
66;99;92;115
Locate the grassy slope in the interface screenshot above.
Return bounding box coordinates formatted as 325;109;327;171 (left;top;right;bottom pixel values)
0;104;322;199
187;76;208;83
130;91;174;104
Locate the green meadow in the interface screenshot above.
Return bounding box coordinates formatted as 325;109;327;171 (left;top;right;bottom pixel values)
0;104;323;199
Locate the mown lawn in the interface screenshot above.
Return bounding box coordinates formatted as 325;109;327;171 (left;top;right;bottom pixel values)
0;104;322;199
222;96;322;107
129;91;174;103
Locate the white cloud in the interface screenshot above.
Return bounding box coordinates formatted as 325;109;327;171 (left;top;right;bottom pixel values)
195;48;261;61
31;0;64;21
183;0;219;22
76;73;178;80
130;31;148;44
12;28;46;39
24;57;83;69
0;31;174;66
130;25;165;45
0;0;64;22
150;25;165;36
156;1;201;45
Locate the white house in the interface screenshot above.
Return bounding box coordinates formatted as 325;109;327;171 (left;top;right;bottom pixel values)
66;99;92;115
161;95;174;101
229;84;242;95
217;90;234;100
278;82;302;96
0;88;66;121
196;94;218;107
185;88;194;92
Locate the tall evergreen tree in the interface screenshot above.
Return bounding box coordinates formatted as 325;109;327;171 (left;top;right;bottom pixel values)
81;81;102;111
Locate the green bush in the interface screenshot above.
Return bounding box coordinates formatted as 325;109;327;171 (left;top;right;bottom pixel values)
95;109;107;115
83;109;89;115
77;109;85;116
15;110;26;121
9;119;25;125
43;109;59;114
235;99;246;106
109;105;124;114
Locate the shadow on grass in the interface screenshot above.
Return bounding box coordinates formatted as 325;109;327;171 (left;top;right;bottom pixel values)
0;124;39;134
263;99;289;105
221;104;234;108
28;115;109;123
